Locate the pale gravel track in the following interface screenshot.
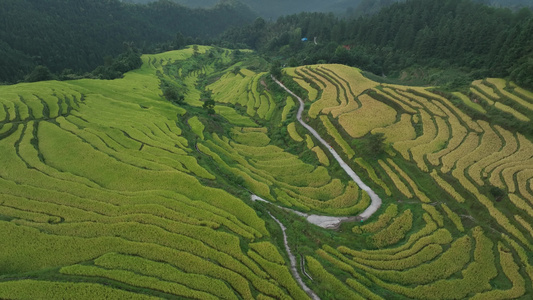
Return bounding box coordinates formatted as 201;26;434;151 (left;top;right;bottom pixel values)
252;195;356;229
272;75;382;221
268;212;321;300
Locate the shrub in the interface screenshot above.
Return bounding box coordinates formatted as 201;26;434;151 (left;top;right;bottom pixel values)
162;84;184;104
25;65;54;82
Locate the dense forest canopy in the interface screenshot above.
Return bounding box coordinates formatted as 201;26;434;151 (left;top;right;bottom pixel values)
0;0;255;83
123;0;373;18
1;0;532;87
220;0;533;88
123;0;533;18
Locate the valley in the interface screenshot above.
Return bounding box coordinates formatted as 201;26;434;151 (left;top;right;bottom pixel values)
0;46;532;299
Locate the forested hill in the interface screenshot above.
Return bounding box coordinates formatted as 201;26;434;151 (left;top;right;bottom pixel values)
123;0;532;18
0;0;255;83
221;0;533;89
124;0;388;18
124;0;363;18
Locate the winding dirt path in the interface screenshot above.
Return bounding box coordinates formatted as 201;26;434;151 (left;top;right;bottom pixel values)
267;212;321;300
272;76;382;221
252;195;356;229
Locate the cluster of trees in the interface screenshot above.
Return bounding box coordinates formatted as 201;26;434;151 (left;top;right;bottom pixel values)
24;45;143;82
2;0;532;88
123;0;533;19
91;45;143;80
0;0;255;83
221;0;533;88
124;0;370;19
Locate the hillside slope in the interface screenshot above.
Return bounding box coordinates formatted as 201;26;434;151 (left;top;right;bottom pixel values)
1;48;532;298
281;63;533;299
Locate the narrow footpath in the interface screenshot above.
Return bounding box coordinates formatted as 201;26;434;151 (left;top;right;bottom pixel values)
272;75;382;221
268;212;321;300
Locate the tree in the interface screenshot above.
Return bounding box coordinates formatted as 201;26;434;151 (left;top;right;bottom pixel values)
162;84;184;104
490;186;505;201
201;89;215;114
269;62;282;79
510;55;533;89
25;65;53;82
174;32;186;49
203;99;216;115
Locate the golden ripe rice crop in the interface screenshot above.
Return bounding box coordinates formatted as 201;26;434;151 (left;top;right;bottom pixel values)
338;94;397;138
372;114;416;143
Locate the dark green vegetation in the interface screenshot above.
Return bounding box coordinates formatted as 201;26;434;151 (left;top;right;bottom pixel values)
222;0;533;89
0;0;254;83
124;0;533;18
3;0;532;91
124;0;394;18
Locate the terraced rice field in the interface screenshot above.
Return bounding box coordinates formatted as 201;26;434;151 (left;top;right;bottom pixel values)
470;79;532;122
1;48;532;299
0;48;308;299
286;64;533;299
